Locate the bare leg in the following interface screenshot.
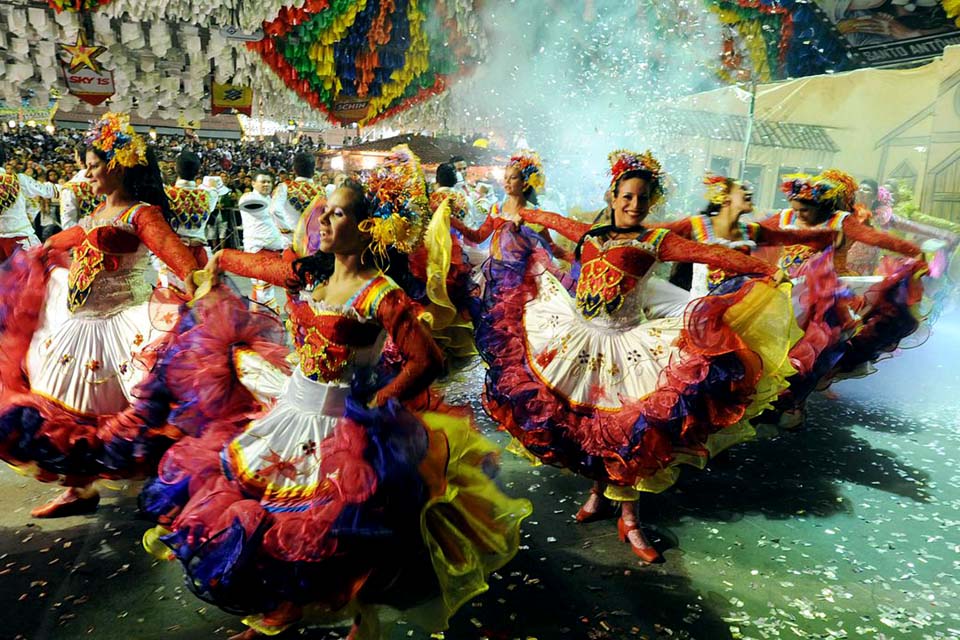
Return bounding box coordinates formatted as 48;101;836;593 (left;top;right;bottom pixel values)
31;485;100;518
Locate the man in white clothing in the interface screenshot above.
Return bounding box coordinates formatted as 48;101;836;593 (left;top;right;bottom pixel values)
270;152;321;248
0;146;57;260
156;151;221;289
238;172;285;312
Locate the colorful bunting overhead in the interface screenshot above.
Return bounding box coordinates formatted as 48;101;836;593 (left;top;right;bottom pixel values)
47;0;113;13
704;0;852;83
248;0;485;126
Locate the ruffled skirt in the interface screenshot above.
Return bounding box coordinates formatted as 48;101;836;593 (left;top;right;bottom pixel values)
0;250;181;484
140;307;530;635
0;251;283;486
478;248;800;495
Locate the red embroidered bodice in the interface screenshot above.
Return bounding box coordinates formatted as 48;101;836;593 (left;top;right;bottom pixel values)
650;214;834;287
46;203;199;313
219;249;442;405
574;227;778;322
762;209;920;276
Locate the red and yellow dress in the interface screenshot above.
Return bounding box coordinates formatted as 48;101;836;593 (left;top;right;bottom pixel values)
0;202;200;484
760;208;927;378
478;211;800;496
140;249;531;637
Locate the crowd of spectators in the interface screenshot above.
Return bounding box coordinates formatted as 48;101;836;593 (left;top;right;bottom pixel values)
0;127;332;207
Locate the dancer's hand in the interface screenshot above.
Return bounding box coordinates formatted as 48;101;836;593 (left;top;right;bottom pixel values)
773;269;788;286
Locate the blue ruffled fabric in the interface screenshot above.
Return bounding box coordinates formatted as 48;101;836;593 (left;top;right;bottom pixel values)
145;393;437;616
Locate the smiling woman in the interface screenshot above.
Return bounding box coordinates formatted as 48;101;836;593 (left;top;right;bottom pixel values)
0;112;205;517
473;148;802;564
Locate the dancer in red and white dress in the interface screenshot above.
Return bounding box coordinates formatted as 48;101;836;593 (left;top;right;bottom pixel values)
476;150;799;562
0;113;204;518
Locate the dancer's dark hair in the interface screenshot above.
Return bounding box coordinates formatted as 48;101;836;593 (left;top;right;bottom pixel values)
288;179;416;296
88;145;172;223
574;168;659;260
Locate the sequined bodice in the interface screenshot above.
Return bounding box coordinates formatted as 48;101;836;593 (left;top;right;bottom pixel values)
286;181;322;214
575;229;668;329
0;173;19;212
285;277;397;383
66;181;101;219
67;212;150;316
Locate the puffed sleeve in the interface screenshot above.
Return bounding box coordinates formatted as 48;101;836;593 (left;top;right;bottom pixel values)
658;232;778;277
219;248;296;287
59;187;80;228
520;208;592;243
270;182;292;233
372;288;444;406
842;216;921;257
17;173;56;200
132;205;200;281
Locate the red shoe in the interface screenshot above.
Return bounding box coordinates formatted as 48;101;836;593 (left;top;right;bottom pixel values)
617;517;662;564
31;489;100;518
575;486;611;523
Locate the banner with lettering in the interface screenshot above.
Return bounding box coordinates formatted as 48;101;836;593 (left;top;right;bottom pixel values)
61;65;115;105
815;1;960;67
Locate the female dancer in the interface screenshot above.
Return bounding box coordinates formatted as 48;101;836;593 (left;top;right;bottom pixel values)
655;174;834;300
0;113;201;517
477;150;799;561
450;149;572;264
769;170;928;378
140;147;530;639
767;170;922;278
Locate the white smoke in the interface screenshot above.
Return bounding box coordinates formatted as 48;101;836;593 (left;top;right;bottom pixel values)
444;0;725;210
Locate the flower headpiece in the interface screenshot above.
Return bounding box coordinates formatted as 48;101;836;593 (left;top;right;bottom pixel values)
703;173;753;205
876;185;893;207
703;173;732;205
608;149;665;204
85;112;148;169
358;144;429;261
506;149;545;194
818;169;857;211
781;170;855;211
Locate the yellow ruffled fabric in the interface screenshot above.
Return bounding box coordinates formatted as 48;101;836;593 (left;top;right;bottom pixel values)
361;0;429;124
611;281;800;499
423;198;477;358
403;410;532;632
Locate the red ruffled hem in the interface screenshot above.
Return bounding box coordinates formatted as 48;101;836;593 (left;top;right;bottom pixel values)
164;416;374;563
482;250;769;486
789;249;851;376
